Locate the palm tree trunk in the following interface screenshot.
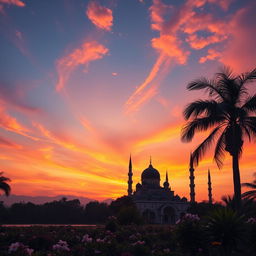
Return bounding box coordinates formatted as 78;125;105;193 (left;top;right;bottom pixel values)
232;154;241;208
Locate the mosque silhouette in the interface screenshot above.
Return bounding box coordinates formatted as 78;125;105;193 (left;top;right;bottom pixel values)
127;155;212;224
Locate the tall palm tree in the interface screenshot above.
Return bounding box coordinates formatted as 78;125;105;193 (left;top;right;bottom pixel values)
0;172;11;196
242;173;256;200
181;67;256;207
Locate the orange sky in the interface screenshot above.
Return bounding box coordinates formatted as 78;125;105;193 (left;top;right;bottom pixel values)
0;0;256;202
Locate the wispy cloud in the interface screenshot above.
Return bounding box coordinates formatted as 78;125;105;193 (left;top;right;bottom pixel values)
125;53;170;114
86;1;113;31
124;0;234;114
0;135;21;149
0;0;25;13
56;40;109;91
0;102;38;141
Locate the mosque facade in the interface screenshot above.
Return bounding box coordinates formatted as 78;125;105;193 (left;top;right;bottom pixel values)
127;156;189;224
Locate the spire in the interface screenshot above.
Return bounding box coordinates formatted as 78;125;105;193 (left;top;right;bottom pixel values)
163;170;170;189
127;154;133;196
208;169;212;204
149;155;152;166
189;153;195;203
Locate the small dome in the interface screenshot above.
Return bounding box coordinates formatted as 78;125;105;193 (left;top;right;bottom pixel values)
141;164;160;180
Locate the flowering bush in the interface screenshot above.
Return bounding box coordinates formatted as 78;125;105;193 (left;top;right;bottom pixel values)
246;217;256;224
0;217;255;256
52;240;70;252
8;242;34;255
175;213;200;224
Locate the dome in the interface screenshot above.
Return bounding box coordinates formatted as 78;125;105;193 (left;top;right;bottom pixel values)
141;164;160;180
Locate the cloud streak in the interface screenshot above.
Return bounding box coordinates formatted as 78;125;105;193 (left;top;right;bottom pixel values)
125;0;234;114
56;40;109;91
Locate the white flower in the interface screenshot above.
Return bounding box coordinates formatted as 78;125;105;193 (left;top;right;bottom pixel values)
82;234;93;243
247;217;256;224
96;238;105;243
8;242;23;253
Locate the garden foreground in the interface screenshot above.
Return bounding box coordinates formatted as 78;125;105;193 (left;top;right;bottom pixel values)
0;211;256;256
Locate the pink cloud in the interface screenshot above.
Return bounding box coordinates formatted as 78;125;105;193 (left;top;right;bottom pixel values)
0;102;37;142
125;54;170;114
56;40;109;91
86;1;113;31
0;0;24;7
152;35;189;64
0;136;21;149
149;0;170;31
199;49;221;63
125;0;242;114
218;1;256;72
0;0;24;14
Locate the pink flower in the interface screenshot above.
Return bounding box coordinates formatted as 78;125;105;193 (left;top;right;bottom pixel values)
82;234;93;243
52;240;70;252
247;217;256;224
132;240;145;246
8;242;23;253
25;248;34;256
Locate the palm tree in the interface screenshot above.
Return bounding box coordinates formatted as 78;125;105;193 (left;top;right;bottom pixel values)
181;67;256;208
242;173;256;200
0;172;11;196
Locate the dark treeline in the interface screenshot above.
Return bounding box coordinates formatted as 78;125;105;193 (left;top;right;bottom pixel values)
0;197;111;224
0;196;141;224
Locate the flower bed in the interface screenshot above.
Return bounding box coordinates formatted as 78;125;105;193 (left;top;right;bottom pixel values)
0;214;255;256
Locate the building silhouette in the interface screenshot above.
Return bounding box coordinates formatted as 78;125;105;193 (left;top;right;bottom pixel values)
127;156;188;224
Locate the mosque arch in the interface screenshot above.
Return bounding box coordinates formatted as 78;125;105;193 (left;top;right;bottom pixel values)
142;209;156;224
162;206;176;224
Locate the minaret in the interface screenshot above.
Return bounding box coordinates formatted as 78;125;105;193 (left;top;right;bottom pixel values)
189;154;195;203
127;155;133;196
208;169;212;204
163;171;170;190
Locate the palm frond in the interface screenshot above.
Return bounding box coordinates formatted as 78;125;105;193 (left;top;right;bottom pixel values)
192;126;221;166
183;100;218;120
241;183;256;189
0;182;11;196
214;131;226;169
181;116;223;142
241;190;256;200
187;77;225;101
243;117;256;138
238;68;256;86
216;68;241;105
241;123;251;142
242;94;256;112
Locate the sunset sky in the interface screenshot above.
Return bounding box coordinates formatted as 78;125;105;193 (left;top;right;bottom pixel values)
0;0;256;202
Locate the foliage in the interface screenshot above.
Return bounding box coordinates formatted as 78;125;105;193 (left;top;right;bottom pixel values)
0;198;111;224
0;172;11;196
0;212;256;256
206;208;245;255
181;67;256;207
175;214;208;256
242;172;256;200
221;195;256;218
188;202;222;218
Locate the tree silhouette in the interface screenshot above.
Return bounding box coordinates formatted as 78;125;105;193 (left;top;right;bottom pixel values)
181;67;256;208
0;172;11;196
242;173;256;200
